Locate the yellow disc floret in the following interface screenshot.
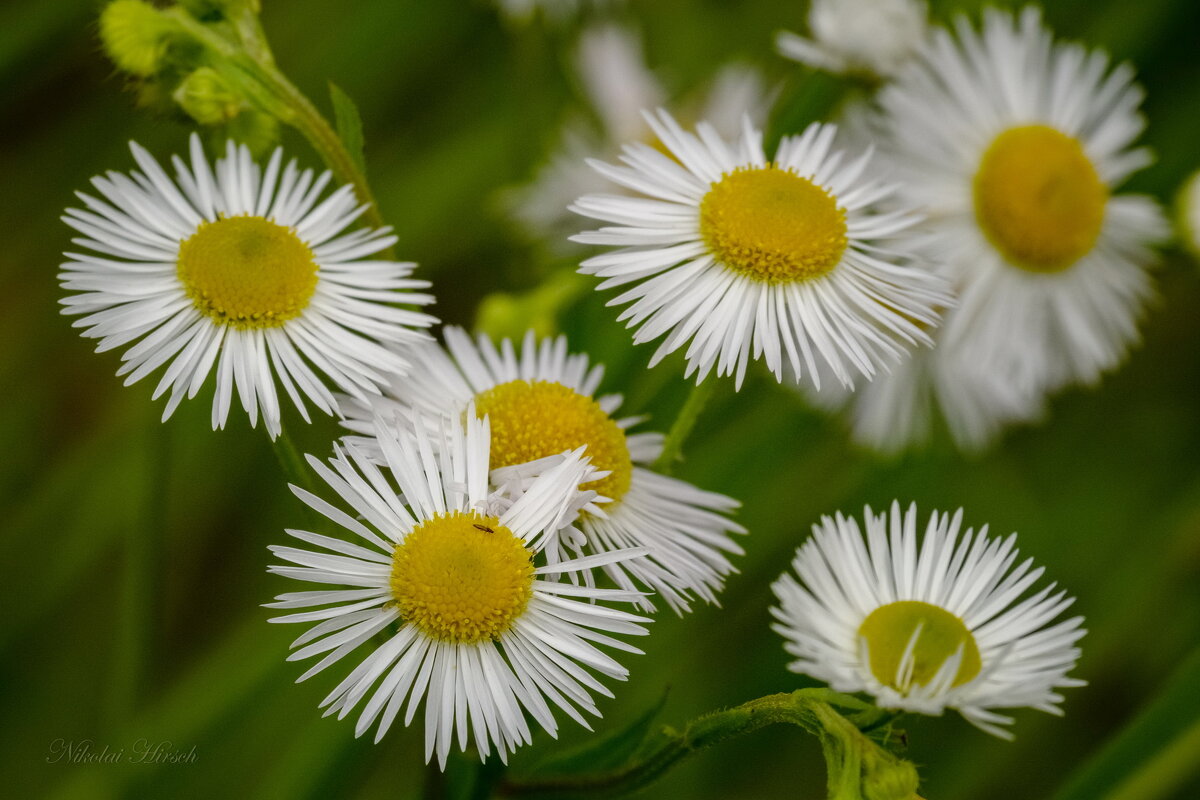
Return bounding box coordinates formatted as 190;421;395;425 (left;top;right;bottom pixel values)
858;600;982;692
473;380;633;504
176;215;318;328
700;165;849;283
390;512;535;644
974;124;1108;273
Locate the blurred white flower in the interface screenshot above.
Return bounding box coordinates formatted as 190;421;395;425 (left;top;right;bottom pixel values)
505;24;771;248
874;8;1168;397
777;0;929;79
799;323;1046;455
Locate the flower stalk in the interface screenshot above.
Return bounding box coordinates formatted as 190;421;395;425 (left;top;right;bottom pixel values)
146;4;390;244
652;378;719;474
500;689;918;800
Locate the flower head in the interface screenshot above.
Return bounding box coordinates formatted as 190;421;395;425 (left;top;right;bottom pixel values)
571;110;951;388
340;327;746;614
267;410;651;766
874;7;1168;394
771;502;1085;738
776;0;929;79
59;136;436;437
800;324;1046;454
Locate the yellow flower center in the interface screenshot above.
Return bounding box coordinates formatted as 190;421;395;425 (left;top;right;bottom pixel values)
699;165;849;283
176;215;318;328
390;512;534;644
473;379;633;505
973;124;1108;273
858;600;982;691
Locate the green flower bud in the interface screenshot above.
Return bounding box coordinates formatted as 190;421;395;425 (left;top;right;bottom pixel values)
98;0;178;77
1176;169;1200;262
174;67;243;125
475;271;589;341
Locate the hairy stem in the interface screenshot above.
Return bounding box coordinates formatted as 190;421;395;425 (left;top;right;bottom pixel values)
652;378;719;475
108;416;171;730
165;7;390;244
500;690;914;800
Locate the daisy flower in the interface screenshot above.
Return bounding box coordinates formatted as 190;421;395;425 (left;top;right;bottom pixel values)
59;135;436;437
341;327;746;614
771;502;1085;738
776;0;929;80
875;7;1168;395
267;410;651;766
571;110;951;388
506;24;770;248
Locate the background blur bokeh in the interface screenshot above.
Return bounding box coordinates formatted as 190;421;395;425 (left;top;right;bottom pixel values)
3;0;1200;798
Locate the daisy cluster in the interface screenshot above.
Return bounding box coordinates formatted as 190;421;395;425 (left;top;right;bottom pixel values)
575;5;1168;454
62;0;1129;776
58;132;746;763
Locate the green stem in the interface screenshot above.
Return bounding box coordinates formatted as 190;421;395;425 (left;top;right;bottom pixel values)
1052;645;1200;800
422;759;448;800
652;379;719;475
165;8;390;240
500;690;915;800
269;424;314;494
107;416;171;729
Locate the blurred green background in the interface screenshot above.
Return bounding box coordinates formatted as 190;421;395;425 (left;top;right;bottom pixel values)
3;0;1200;798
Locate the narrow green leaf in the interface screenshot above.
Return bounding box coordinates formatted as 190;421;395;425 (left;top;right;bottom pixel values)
328;82;367;177
530;690;670;775
1051;645;1200;800
764;71;845;153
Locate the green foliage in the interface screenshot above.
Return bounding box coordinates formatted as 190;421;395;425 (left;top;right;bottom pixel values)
524;691;669;777
503;691;918;800
1051;646;1200;800
329;81;368;177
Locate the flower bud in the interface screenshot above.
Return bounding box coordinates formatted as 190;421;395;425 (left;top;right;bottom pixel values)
174;67;243;125
98;0;178;77
1176;169;1200;262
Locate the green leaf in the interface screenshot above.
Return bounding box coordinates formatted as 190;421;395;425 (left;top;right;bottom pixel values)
530;690;670;775
328;82;367;176
1051;645;1200;800
764;71;845;153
